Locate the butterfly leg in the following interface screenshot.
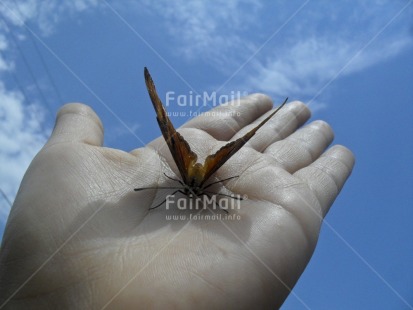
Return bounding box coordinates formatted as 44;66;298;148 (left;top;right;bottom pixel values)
149;189;181;210
163;173;185;186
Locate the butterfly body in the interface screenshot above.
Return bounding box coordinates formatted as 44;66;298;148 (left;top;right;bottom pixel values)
186;163;206;192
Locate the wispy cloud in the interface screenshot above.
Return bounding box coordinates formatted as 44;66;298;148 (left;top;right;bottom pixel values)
246;1;413;100
246;35;412;98
141;0;262;69
0;0;105;224
0;0;102;35
0;83;47;220
144;0;413;101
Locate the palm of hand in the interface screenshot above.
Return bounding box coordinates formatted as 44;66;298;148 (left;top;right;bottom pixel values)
0;95;354;309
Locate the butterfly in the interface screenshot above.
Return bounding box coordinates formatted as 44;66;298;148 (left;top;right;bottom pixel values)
135;67;287;210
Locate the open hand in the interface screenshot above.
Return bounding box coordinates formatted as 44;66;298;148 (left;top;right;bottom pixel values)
0;94;354;309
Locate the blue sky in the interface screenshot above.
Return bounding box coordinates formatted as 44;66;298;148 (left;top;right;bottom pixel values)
0;0;412;308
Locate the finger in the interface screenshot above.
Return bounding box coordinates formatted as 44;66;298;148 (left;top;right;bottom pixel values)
265;120;334;173
231;101;311;152
293;145;355;217
181;93;273;140
46;103;104;147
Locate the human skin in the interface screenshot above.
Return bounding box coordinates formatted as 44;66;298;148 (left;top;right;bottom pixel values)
0;94;354;309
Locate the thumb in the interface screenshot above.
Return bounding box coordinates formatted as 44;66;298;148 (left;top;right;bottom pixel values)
47;103;104;147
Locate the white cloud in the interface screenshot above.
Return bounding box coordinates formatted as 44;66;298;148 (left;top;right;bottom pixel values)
344;36;412;75
0;0;102;35
0;0;105;225
142;0;262;68
142;0;413;102
247;1;413;102
246;35;412;98
0;83;48;221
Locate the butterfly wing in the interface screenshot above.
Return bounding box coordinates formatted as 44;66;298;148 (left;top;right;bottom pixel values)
144;67;197;184
201;98;287;186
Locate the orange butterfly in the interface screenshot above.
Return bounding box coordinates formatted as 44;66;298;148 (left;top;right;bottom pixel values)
135;67;287;210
